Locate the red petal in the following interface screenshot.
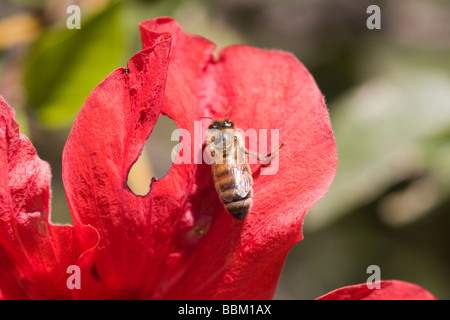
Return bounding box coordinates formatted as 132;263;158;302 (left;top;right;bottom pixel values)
62;17;336;299
62;30;178;298
62;19;218;299
316;280;437;300
0;97;96;299
138;18;337;299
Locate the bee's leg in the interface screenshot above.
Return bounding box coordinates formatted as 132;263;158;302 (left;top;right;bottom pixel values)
245;142;286;164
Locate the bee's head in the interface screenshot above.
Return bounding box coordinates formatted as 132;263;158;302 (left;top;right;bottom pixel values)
208;118;235;130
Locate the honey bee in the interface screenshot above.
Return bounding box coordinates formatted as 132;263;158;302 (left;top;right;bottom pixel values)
206;115;284;220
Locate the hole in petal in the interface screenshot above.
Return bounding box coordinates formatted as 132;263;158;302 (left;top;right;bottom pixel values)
127;115;179;196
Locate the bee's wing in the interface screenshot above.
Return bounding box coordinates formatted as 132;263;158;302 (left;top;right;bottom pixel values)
216;132;252;203
231;134;252;199
233;165;252;198
218;164;252;203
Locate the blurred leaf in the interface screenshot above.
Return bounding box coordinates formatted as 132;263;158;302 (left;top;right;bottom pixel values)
308;44;450;230
7;0;44;8
24;2;124;128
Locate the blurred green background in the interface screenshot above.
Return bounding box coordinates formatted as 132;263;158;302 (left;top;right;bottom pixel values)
1;0;449;299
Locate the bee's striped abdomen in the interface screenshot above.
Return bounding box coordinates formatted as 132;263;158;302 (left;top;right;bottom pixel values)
213;163;253;220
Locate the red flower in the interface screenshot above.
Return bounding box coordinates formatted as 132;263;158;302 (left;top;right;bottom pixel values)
317;280;436;300
63;17;337;299
0;17;434;300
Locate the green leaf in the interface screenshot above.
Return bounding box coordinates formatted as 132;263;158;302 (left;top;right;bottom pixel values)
24;3;124;128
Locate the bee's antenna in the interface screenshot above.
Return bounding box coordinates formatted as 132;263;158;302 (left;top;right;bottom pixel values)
224;106;232;117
